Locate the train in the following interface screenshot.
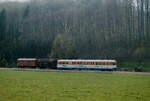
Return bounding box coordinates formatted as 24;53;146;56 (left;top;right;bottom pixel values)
17;58;117;70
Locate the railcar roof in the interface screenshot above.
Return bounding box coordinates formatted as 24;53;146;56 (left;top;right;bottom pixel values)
17;58;37;60
58;60;116;62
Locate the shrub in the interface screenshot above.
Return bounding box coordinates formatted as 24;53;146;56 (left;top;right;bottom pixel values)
0;58;8;67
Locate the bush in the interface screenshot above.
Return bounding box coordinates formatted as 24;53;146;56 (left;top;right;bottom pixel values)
134;66;143;72
0;58;8;67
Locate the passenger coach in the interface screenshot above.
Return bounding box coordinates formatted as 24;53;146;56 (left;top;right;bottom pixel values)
57;60;117;70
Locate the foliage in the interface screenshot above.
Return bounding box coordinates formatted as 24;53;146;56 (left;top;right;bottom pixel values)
118;62;150;72
50;34;76;59
0;0;150;63
0;58;8;67
0;70;150;101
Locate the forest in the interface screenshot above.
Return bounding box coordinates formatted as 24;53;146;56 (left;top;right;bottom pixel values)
0;0;150;66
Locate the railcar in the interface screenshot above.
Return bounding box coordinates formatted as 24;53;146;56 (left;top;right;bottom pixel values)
57;60;117;70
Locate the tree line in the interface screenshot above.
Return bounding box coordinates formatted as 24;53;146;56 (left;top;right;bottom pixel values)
0;0;150;66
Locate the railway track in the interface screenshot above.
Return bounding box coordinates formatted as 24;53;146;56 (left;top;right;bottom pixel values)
0;67;150;75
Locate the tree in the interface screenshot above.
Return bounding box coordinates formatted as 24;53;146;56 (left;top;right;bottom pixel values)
23;5;30;19
0;58;8;67
50;34;76;59
0;9;6;41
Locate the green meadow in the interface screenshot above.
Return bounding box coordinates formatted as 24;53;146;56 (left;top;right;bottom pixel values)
0;70;150;101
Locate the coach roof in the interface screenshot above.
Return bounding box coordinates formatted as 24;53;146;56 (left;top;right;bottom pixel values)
17;58;37;60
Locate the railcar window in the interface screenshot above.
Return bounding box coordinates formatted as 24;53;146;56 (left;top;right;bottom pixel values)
72;62;74;65
112;62;116;65
84;62;87;65
101;62;105;65
97;62;99;65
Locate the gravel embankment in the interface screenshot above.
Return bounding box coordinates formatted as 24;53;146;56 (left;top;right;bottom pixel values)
0;67;150;75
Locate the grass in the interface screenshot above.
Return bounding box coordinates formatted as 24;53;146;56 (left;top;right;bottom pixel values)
0;70;150;101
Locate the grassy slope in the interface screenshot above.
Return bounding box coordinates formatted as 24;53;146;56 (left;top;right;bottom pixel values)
0;70;150;101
